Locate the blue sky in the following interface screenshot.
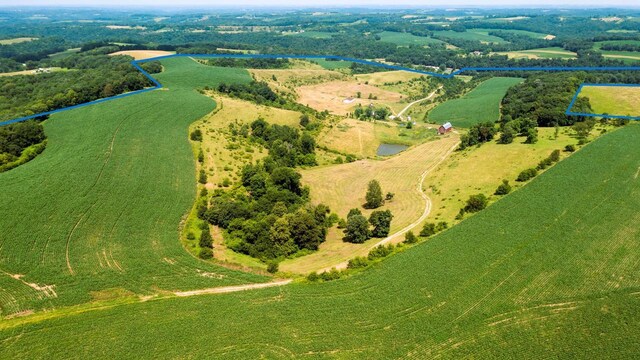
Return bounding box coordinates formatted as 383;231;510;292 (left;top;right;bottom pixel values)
2;0;639;8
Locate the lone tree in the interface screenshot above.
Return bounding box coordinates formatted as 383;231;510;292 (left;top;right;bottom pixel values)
464;194;488;213
364;180;384;209
344;215;371;243
494;180;511;195
369;210;393;237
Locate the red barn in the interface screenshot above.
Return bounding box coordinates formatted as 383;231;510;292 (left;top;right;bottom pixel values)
438;122;453;135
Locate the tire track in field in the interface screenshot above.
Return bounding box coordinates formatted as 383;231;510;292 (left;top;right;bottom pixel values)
174;279;292;297
66;102;157;275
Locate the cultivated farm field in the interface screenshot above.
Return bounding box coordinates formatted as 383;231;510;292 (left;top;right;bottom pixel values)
377;31;445;46
0;57;266;317
2;125;639;358
428;77;523;127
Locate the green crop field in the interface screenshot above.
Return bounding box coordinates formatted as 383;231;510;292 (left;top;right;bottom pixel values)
433;29;507;43
428;77;523;127
1;124;639;358
311;58;353;70
0;57;266;317
377;31;445;46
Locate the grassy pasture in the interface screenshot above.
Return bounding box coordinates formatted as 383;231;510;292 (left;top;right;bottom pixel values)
354;70;426;85
497;47;577;59
377;31;445;46
283;134;459;273
0;57;265;317
423;126;606;225
311;59;353;70
432;29;507;43
472;28;550;39
108;50;175;60
428;77;523;128
0;37;37;45
579;85;640;116
47;47;81;60
2;125;639;358
296;79;406;115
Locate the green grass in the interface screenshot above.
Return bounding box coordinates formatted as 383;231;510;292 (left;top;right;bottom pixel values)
468;28;549;39
0;57;264;316
378;31;445;46
579;85;640;116
432;29;507;43
428;77;523;128
503;47;577;59
1;124;639;358
311;58;353;70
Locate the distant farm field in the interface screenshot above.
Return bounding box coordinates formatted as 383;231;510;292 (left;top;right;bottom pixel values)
2;125;639;358
0;57;265;317
108;50;175;60
377;31;445;46
475;28;550;39
428;77;523;128
579;85;640;116
0;37;37;45
354;70;426;85
497;47;577;59
311;58;353;70
433;29;507;43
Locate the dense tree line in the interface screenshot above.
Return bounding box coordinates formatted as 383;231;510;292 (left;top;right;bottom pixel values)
205;58;290;69
501;73;592;127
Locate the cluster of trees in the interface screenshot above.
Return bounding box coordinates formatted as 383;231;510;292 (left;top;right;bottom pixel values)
202;163;333;260
0;120;46;170
205;58;290;69
250;118;317;167
353;104;390;121
458;122;497;150
501;73;592;127
498;117;538;144
216;81;278;104
342;180;393;243
343;208;393;243
456;193;489;220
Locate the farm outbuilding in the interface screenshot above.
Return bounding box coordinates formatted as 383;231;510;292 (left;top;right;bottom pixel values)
438;122;453;135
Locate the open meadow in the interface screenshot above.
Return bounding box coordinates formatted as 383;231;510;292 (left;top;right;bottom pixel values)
428;77;523;127
0;57;267;317
2;124;638;358
281;134;459;273
579;85;640;116
377;31;445;46
496;47;577;59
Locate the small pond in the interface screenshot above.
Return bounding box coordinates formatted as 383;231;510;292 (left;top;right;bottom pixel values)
376;143;409;156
